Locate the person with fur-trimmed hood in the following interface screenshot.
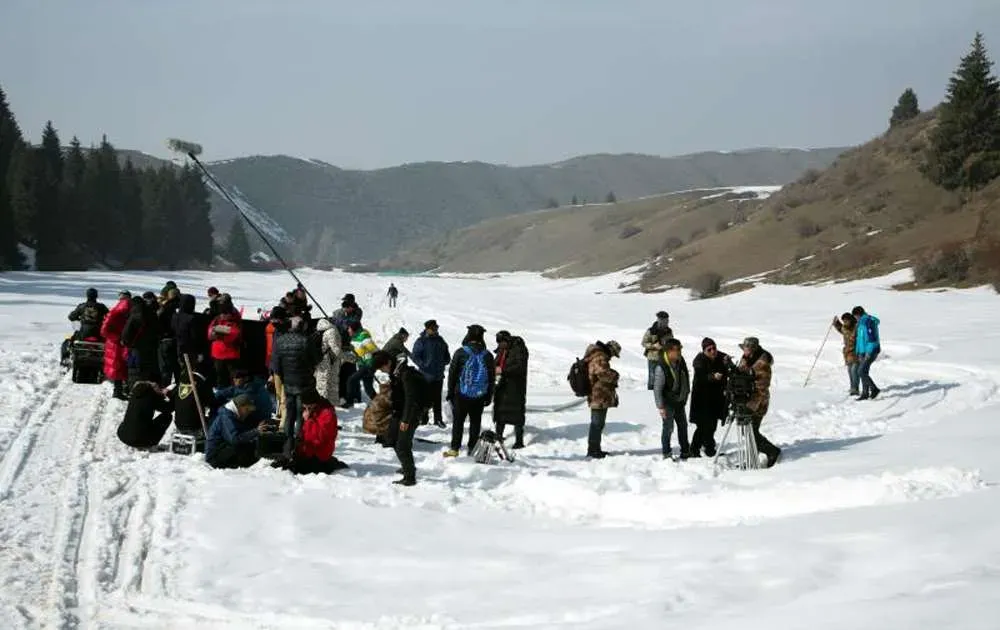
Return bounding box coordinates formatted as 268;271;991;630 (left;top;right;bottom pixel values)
313;317;346;406
653;338;691;459
493;330;528;449
101;290;132;400
444;324;496;457
832;312;860;396
641;311;673;390
689;337;731;457
736;336;781;467
584;340;621;458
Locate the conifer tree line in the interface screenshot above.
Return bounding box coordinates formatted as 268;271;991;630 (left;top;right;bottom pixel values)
0;84;215;271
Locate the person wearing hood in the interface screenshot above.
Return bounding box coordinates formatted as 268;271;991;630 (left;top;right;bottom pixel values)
116;381;173;449
584;340;621;458
641;311;673;390
374;351;427;486
156;287;182;387
852;306;881;400
652;338;691;460
207;294;242;388
205;287;222;318
737;337;781;467
314;317;346;406
205;393;270;469
101;290;132;400
411;319;450;427
214;368;274;423
493;330;529;449
382;327;411;360
345;321;380;405
68;287;109;340
331;295;363;402
689;338;731;458
168;365;215;436
121;295;161;389
271;316;321;456
271;388;348;475
444;324;496;457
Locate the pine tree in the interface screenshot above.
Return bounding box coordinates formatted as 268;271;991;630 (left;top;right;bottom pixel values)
926;33;1000;191
60;137;87;267
118;159;144;265
82;136;122;263
139;166;168;266
889;88;920;128
34;121;65;269
179;164;214;264
0;84;25;269
6;147;41;261
156;167;185;269
225;215;251;268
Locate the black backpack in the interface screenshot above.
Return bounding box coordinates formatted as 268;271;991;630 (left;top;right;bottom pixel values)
567;358;590;397
82;304;102;325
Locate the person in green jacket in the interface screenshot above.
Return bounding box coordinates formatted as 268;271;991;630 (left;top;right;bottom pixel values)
346;321;380;403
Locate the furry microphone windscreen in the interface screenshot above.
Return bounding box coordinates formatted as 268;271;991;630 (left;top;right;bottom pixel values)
166;138;204;157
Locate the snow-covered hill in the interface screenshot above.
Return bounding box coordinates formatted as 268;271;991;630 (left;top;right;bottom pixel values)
0;268;997;628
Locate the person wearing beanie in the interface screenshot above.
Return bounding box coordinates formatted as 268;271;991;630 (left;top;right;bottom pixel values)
205;391;270;469
443;324;496;457
493;330;529;449
411;319;450;427
736;336;781;467
689;337;732;457
68;287;109;341
641;311;674;390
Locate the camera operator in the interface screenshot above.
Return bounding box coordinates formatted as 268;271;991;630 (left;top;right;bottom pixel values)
736;337;781;468
689;338;731;458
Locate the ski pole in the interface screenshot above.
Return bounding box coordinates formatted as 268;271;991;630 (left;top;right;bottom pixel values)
182;353;209;434
803;323;834;387
165;138;330;319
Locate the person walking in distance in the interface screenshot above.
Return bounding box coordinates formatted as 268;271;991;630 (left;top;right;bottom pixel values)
411;319;450;428
652;338;691;460
832;312;860;396
444;324;496;457
584;340;621;458
493;330;529;449
689;338;730;457
641;311;673;390
737;337;781;467
387;283;399;308
852;306;881;400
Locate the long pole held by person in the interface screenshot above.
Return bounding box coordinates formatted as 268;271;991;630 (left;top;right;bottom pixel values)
165;138;330;319
182;353;209;435
803;323;834;387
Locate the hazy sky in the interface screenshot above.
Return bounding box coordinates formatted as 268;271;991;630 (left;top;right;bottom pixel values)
1;0;999;169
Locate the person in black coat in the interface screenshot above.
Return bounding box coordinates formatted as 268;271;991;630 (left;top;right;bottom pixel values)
156;288;181;387
67;287;109;340
493;330;528;449
270;316;321;456
689;337;732;457
117;381;173;449
169;367;215;435
121;296;161;389
445;324;496;456
376;351;426;486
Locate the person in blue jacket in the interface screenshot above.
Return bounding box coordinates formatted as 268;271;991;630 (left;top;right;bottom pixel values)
205;394;273;469
411;319;450;427
852;306;881;400
213;368;275;423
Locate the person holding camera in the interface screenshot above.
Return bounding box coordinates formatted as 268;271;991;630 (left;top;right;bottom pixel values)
737;337;781;468
652;338;690;460
689;338;731;458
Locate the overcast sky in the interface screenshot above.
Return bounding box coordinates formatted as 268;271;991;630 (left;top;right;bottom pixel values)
1;0;998;169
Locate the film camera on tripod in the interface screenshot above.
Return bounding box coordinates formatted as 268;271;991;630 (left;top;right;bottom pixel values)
714;364;764;470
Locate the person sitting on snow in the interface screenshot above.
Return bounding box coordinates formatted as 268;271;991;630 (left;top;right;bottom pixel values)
271;388;347;475
205;393;272;469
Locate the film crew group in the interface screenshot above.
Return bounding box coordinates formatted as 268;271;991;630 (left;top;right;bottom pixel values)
574;311;781;468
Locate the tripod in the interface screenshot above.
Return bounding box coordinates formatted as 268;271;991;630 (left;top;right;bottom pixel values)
470;429;515;464
713;404;761;472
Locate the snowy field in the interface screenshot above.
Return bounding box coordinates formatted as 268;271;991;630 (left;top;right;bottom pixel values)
0;268;998;629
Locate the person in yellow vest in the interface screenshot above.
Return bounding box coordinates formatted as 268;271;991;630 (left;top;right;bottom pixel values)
346;321;380;404
652;338;691;460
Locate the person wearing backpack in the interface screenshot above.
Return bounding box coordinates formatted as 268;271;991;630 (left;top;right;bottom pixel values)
583;340;621;458
444;324;496;457
68;288;109;341
852;306;882;400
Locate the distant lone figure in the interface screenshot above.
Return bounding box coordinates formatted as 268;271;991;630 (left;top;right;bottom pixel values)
387;283;399;308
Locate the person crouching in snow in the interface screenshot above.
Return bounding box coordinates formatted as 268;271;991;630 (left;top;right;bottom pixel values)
832;312;860;396
373;351;427;486
653;338;691;460
214;368;274;424
205;393;271;469
207;294;242;388
272;388;348;474
584;340;621;458
101;290;132;400
116;381;173;450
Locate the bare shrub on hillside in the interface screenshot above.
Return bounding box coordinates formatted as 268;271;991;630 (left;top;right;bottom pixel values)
796;218;822;238
913;242;972;284
799;168;822;185
842;215;859;228
785;196;805;209
690;227;707;241
619;225;642;239
660;236;684;254
715;219;731;233
941;199;962;214
689;271;723;299
843;168;861;186
865;199;887;214
971;239;1000;292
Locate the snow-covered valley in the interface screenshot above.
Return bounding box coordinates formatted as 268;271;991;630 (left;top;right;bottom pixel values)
0;268;998;629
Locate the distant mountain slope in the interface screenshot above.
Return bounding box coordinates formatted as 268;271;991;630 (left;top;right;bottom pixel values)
205;148;848;265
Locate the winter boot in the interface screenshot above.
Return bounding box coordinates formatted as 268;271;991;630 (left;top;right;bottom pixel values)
393;477;416;487
443;449;459;458
112;380;127;401
587;450;608;459
869;386;881;400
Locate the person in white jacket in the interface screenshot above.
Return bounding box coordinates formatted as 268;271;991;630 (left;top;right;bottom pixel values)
314;318;346;405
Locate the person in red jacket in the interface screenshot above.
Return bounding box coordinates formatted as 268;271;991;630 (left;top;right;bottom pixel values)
271;388;348;474
207;294;242;387
101;290;132;400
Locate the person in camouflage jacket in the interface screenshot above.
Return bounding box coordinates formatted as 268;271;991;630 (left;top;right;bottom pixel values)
832;312;860;396
584;340;621;458
640;311;673;390
737;337;781;467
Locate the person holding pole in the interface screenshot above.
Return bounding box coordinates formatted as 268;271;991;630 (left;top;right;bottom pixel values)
832;313;860;396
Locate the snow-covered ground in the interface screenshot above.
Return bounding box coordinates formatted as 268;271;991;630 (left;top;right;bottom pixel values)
0;268;998;629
